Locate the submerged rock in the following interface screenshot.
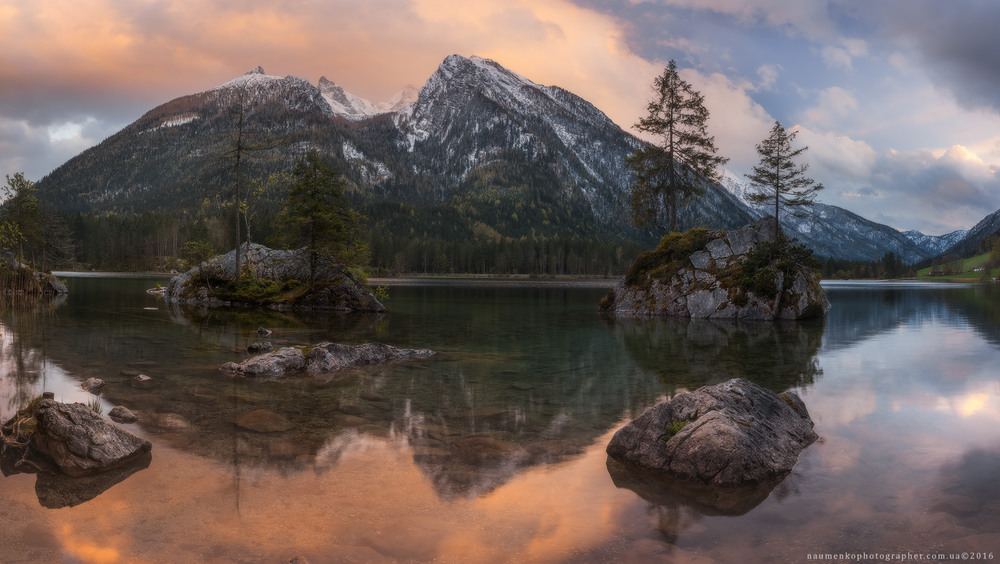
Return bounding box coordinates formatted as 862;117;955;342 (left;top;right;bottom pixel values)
221;342;435;378
31;399;152;478
600;218;830;320
606;378;818;487
81;378;106;394
107;405;140;424
221;346;306;378
304;342;435;372
235;409;295;433
131;374;156;389
247;341;273;353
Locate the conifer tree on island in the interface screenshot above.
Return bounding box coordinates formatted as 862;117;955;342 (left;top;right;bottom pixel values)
745;121;824;236
627;60;728;234
278;150;367;285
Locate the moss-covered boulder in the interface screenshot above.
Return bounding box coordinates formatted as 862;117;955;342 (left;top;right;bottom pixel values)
600;217;830;320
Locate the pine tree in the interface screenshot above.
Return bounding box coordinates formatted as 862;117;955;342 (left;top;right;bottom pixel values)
278;150;366;284
627;60;728;234
745;121;824;235
1;173;44;265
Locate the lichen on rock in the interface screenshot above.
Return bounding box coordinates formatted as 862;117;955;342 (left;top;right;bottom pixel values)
600;217;830;320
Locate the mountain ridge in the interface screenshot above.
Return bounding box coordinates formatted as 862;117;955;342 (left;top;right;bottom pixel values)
34;54;990;266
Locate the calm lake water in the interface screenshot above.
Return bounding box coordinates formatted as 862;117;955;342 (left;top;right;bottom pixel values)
1;276;999;563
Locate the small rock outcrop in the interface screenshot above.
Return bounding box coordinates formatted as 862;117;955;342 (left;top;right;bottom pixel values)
221;342;435;378
600;218;830;320
162;243;385;312
606;378;818;487
0;260;68;296
81;378;106;393
247;341;273;353
107;406;140;424
31;399;152;477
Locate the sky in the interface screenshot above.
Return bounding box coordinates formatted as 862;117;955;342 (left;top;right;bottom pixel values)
3;0;1000;235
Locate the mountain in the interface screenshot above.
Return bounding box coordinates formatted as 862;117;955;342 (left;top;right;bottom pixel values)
719;170;965;263
36;55;754;247
319;77;418;119
35;54;959;266
940;207;1000;257
902;229;968;257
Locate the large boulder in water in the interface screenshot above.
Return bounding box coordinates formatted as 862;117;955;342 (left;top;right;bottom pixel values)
600;218;830;320
163;243;385;312
606;378;818;487
31;399;152;477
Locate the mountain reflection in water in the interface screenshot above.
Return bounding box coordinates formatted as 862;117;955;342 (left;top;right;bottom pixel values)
0;277;997;562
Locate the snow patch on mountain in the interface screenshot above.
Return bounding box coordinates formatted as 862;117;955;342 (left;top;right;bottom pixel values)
342;141;391;184
720;169;765;218
141;113;199;135
213;66;286;90
902;229;968;256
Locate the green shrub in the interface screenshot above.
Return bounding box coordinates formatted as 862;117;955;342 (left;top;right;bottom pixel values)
625;228;713;287
738;237;820;300
658;419;688;442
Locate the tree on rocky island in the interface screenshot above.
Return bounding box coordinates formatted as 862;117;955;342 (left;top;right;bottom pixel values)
745;122;824;236
204;86;283;281
627;60;728;234
277;150;368;285
1;173;43;265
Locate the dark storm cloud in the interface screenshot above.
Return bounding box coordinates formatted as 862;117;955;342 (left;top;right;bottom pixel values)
867;1;1000;113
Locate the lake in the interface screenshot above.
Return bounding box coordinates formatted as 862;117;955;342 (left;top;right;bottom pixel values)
1;276;998;563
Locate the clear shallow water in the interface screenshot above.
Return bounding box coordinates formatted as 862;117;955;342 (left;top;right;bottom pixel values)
0;277;998;563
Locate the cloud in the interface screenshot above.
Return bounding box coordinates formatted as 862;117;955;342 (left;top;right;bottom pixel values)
755;64;780;91
824;145;1000;234
640;0;839;39
871;1;1000;113
0;0;660;178
792;126;876;183
680;69;775;169
801;86;859;127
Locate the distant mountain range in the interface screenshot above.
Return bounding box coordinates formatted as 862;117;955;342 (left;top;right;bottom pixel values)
35;55;998;263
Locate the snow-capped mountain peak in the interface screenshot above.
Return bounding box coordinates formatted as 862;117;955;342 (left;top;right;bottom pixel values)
213;66;286;90
375;85;419;113
319;78;419;120
902;229;969;256
318;76;376;119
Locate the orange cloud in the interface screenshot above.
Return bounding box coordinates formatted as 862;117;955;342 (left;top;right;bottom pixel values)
1;0;660;128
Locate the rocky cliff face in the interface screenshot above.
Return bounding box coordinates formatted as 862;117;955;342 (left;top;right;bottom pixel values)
600;218;830;320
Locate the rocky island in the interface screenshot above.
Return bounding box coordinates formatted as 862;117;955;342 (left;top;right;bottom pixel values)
0;255;68;297
600;218;830;320
163;243;385;312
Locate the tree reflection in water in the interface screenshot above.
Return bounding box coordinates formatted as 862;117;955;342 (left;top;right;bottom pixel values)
603;314;825;394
